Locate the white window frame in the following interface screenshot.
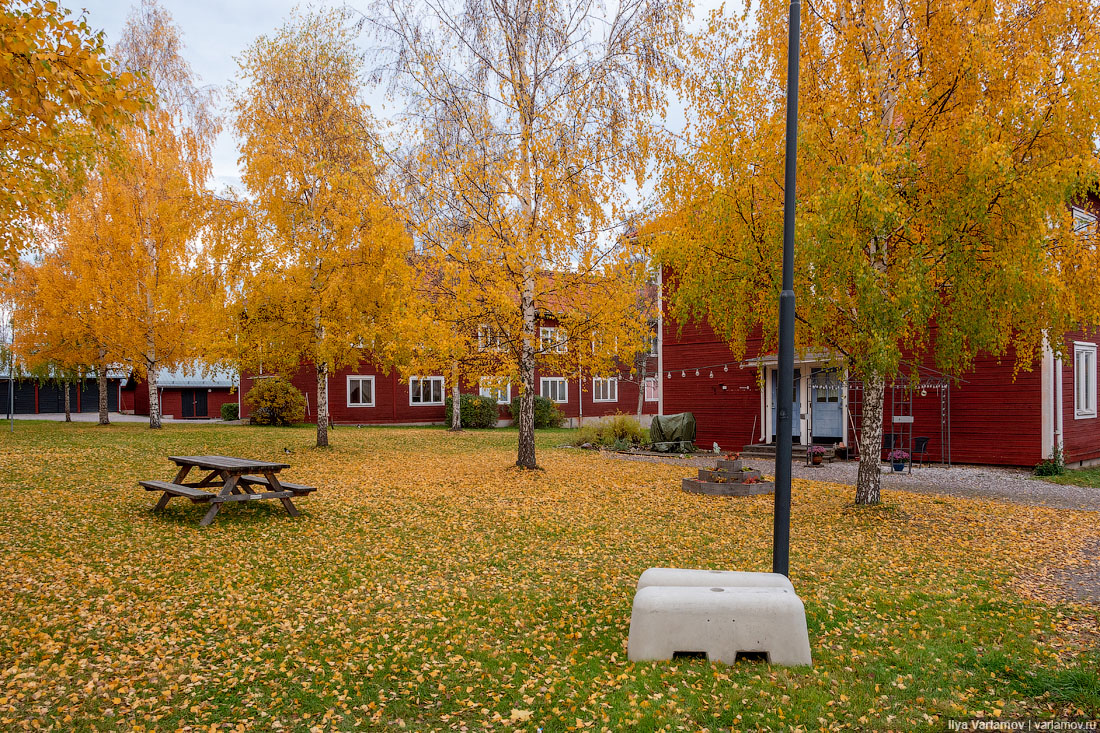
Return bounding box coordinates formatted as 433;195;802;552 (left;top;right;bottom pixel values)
409;376;445;406
347;375;376;408
477;324;504;351
1072;206;1097;235
592;377;618;403
1074;341;1097;419
643;376;658;402
479;377;512;405
540;327;567;353
540;377;568;403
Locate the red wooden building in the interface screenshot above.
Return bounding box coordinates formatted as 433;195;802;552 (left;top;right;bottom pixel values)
659;313;1100;468
120;367;238;419
240;354;659;427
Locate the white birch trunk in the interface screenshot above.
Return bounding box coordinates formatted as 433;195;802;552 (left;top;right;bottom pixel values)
147;365;161;429
855;373;885;505
316;363;329;447
450;362;462;431
516;273;538;468
97;361;110;425
63;379;71;422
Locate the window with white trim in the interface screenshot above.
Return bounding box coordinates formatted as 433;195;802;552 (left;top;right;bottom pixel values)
648;330;658;357
477;324;504;351
479;377;511;405
540;377;568;403
1072;206;1097;235
409;376;445;405
643;376;658;402
593;377;618;402
1075;342;1097;419
347;375;375;407
540;327;567;353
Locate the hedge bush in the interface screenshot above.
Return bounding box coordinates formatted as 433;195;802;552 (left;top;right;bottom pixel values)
445;393;499;429
572;414;647;448
245;378;305;426
508;395;565;428
220;402;239;421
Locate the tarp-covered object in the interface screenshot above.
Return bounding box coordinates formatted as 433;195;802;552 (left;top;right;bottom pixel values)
650;412;697;453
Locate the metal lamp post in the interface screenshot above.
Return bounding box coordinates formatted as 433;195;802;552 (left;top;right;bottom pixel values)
773;0;802;577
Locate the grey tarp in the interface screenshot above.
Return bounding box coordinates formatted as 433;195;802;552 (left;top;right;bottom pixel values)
649;412;697;453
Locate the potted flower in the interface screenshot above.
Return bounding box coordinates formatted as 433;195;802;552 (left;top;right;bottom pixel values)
808;445;827;465
888;449;910;472
834;443;848;460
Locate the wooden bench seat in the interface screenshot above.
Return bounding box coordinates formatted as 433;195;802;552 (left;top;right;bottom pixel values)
139;480;214;502
239;475;317;495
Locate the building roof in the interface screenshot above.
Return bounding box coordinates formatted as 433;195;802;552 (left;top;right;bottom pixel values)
155;366;237;389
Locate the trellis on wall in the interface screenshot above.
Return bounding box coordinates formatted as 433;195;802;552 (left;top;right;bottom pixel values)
844;367;952;469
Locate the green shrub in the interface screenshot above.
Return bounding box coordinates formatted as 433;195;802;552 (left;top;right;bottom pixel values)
571;414;647;448
245;378;305;426
1034;444;1066;476
220;402;239;421
445;393;499;429
508;395;565;428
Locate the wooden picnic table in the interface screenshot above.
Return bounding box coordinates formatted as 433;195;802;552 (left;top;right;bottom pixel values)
139;455;316;526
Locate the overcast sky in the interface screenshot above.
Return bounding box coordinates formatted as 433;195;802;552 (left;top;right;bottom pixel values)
74;0;726;194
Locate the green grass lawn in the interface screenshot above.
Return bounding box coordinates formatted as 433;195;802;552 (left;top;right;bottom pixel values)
1044;466;1100;489
0;421;1097;731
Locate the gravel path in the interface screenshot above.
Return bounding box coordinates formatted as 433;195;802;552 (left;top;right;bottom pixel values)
605;451;1100;512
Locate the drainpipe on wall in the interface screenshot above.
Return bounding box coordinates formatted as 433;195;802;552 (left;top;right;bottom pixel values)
656;267;664;417
1055;355;1064;455
577;369;583;428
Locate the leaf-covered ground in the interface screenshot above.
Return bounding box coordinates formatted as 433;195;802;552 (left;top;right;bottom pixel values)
0;422;1097;731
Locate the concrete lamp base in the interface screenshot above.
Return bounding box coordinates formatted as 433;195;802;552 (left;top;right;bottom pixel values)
627;568;812;667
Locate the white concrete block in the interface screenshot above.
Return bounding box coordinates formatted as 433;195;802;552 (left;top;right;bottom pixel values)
637;567;794;593
627;585;813;666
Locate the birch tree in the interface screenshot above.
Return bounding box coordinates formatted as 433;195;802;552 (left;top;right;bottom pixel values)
1;0;144;264
230;8;414;448
372;0;685;468
96;0;217;428
6;229;116;425
654;0;1100;503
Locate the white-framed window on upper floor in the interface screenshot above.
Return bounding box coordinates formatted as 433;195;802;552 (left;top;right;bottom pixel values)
540;327;567;353
1075;342;1097;419
648;329;659;357
409;376;445;406
478;324;504;351
540;377;568;403
644;376;658;402
593;377;618;402
347;375;375;408
1072;206;1097;236
479;377;511;405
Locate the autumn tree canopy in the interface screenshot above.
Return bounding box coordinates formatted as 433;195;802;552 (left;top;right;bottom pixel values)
1;0;145;265
653;0;1100;503
372;0;687;468
226;8;414;448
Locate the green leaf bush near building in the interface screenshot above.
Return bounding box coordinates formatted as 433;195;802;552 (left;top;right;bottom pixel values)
508;395;565;429
220;402;239;421
245;377;306;426
445;394;499;428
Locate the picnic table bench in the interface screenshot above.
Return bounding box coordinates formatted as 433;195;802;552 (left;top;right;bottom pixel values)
139;455;316;526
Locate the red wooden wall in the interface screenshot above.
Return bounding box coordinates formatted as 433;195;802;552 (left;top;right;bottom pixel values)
121;381;237;419
661;314;1055;467
1059;328;1100;465
239;354;659;425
